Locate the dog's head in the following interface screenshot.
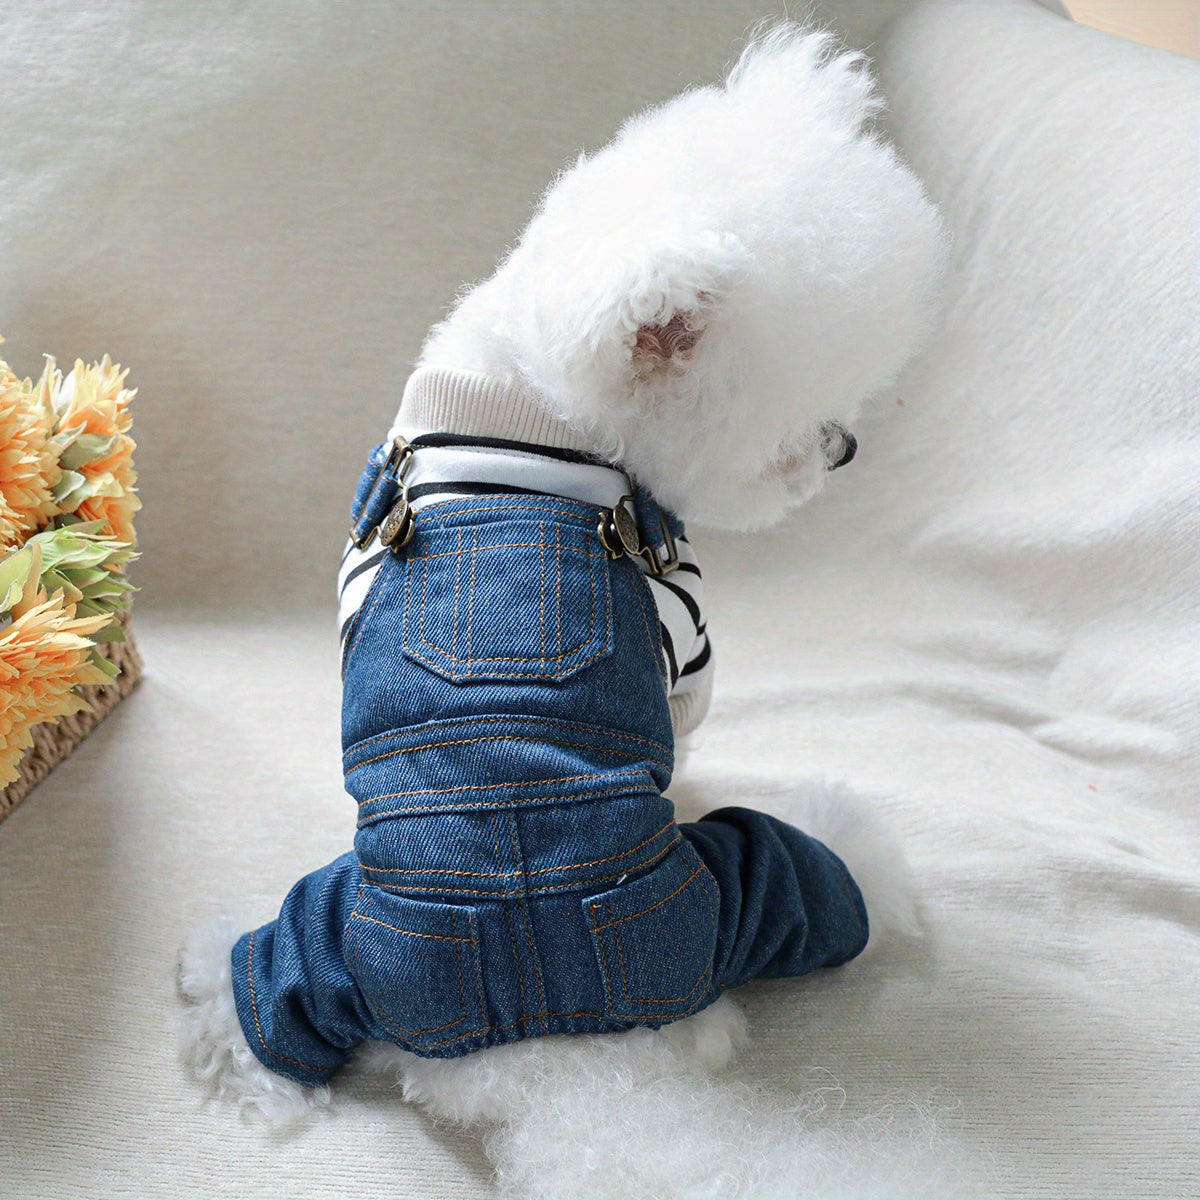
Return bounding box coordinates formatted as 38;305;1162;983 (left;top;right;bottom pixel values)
420;25;947;530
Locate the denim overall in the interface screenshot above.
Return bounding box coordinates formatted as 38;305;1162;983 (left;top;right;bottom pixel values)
231;442;869;1086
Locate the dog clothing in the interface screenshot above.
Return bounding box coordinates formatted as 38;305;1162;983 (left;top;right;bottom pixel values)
230;368;869;1086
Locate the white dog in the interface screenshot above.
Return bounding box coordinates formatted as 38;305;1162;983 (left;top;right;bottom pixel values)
181;23;949;1197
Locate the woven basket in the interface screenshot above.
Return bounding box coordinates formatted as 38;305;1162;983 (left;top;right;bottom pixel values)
0;612;143;823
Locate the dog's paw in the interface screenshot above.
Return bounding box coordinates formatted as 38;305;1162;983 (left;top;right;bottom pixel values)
785;783;923;955
178;914;330;1124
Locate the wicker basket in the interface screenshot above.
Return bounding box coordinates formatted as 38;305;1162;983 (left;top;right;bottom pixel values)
0;613;143;823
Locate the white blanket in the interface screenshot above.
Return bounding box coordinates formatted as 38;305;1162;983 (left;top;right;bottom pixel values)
1;1;1196;1196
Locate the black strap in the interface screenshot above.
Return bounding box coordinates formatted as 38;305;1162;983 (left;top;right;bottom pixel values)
408;431;607;468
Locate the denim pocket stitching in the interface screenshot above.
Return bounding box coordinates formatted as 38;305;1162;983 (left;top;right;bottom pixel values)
403;519;611;681
586;855;720;1017
348;888;489;1044
607;869;718;1007
553;521;561;662
539;520;547;662
418;501;600;525
467;524;476;662
414;540;599;664
609;899;712;1007
588;864;707;933
453;527;463;662
350;910;475;943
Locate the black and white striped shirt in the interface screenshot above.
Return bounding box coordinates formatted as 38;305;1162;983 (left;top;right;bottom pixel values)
337;433;713;734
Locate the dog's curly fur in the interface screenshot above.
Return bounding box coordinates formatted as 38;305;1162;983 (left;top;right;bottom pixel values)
181;22;954;1197
421;23;946;530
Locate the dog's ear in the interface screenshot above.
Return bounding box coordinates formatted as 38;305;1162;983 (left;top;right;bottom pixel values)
632;305;706;379
613;232;749;393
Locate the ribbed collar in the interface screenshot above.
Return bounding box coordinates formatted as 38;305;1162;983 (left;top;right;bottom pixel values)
393;366;593;453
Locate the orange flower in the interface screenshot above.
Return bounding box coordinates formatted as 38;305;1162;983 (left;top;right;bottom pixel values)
53;356;141;546
0;358;62;551
0;582;110;787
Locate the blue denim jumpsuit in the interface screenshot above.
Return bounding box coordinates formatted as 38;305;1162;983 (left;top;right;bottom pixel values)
231;443;869;1086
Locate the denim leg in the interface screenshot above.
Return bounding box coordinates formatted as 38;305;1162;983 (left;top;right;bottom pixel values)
231;851;376;1087
677;807;869;992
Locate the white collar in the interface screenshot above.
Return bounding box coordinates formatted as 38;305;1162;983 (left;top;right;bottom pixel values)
390;366;593;453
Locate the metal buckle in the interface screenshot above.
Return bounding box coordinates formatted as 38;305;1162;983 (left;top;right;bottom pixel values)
379;490;415;548
641;508;679;576
349;437;415;550
597;496;679;577
598;496;642;560
349;525;377;551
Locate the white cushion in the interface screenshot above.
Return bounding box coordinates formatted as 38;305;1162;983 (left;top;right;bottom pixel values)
1;1;1196;1196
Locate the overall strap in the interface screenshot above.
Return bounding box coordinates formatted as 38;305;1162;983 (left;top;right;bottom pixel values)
349;440;414;549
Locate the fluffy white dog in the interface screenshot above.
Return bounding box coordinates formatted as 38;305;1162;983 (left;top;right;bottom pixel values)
181;23;951;1198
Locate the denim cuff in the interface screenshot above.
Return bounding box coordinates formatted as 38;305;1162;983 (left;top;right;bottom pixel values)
231;928;351;1088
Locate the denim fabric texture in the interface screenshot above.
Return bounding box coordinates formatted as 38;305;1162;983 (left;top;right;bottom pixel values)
231;443;869;1086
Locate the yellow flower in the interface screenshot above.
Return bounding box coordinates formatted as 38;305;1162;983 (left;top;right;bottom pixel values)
0;576;111;788
53;356;141;547
0;357;63;552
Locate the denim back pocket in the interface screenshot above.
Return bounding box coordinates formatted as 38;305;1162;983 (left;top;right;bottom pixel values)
344;886;488;1052
403;511;613;683
582;838;720;1022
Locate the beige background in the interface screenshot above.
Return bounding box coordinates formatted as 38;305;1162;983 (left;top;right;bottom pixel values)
1068;0;1200;57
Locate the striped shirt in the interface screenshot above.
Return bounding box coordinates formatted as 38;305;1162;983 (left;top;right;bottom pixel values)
337;434;713;732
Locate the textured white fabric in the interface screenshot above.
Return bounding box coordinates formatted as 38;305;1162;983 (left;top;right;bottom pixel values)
388;367;595;452
1;1;1198;1198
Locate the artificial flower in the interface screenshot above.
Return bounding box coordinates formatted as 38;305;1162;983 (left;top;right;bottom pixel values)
0;580;111;787
25;522;137;628
51;356;141;547
0;544;36;616
0;357;62;551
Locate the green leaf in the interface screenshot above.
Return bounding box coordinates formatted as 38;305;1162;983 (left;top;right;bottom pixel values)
52;469;91;512
87;621;127;644
41;538;111;571
19;526;137;625
79;578;133;604
60;519;107;536
63;566;110;589
0;547;34;615
29;525;135;566
59;433;118;472
88;649;121;675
